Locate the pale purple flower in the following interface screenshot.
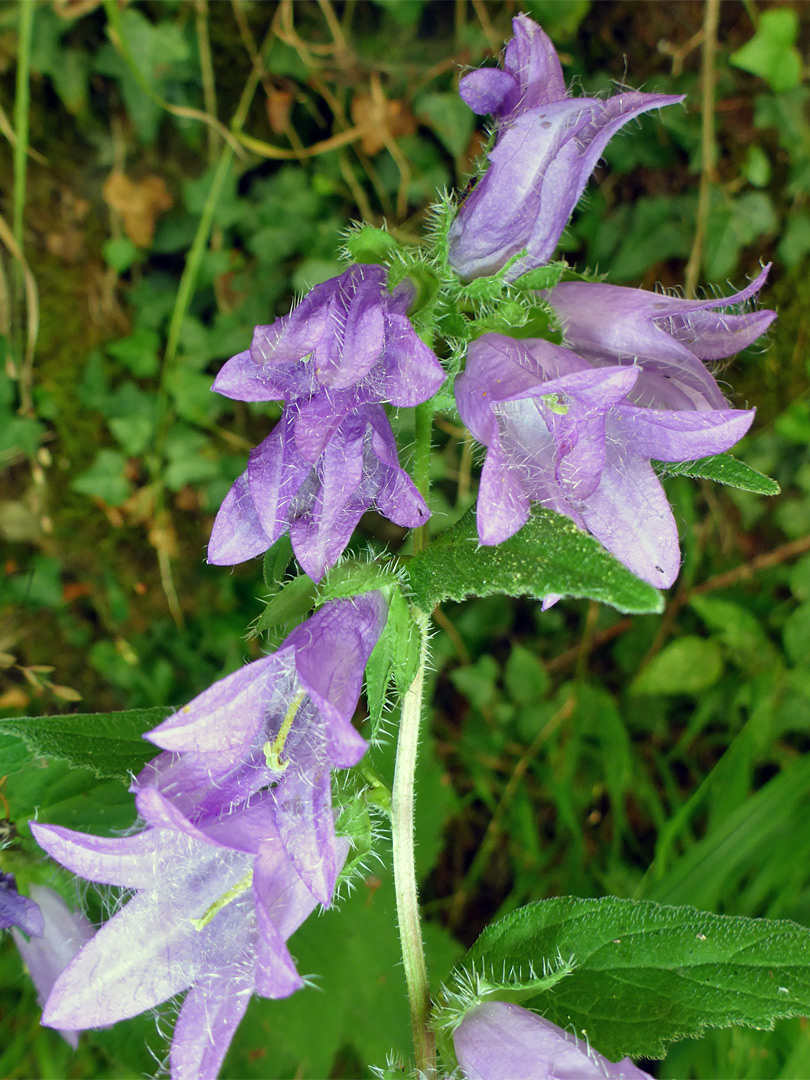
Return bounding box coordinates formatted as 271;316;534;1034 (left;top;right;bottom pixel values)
212;264;445;407
208;404;427;579
140;593;387;905
455;333;755;587
33;786;348;1080
453;1001;651;1080
12;885;94;1048
544;265;776;409
0;871;44;937
448;15;683;281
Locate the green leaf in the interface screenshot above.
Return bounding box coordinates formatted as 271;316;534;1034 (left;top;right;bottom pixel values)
0;416;45;458
730;9;802;93
108;414;154;456
369;0;427;28
254;573;317;634
345;225;399;265
106;327;161;377
389;590;421;696
263;534;294;591
70;449;131;506
450;655;499;709
504;645;550;704
630;636;723;696
415;92;475;159
316;560;402;605
406;508;663;615
0;706;169;780
657;453;780;495
460;896;810;1060
704;190;777;281
103;237;141;273
1;733;141;839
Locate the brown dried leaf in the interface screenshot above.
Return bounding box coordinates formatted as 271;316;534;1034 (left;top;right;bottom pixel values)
0;687;28;710
350;93;415;156
49;683;83;702
53;0;104;16
102;172;173;248
266;90;294;135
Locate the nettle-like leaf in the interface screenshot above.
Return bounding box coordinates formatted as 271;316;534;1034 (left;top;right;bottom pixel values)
406;508;663;615
656;452;780;495
458;896;810;1061
0;706;169;780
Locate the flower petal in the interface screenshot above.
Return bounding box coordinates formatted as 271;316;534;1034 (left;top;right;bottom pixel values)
248;415;313;544
382;312;445;406
453;1001;651;1080
170;972;253;1080
41;892;201;1028
274;758;337;907
609;405;755;463
31;822;160;889
146;653;284;754
207;471;271;566
580;447;680;588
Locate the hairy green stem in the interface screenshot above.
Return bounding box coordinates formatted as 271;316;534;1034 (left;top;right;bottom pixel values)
391;606;435;1075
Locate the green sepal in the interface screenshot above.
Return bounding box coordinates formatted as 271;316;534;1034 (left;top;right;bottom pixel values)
315;559;403;606
363;589;420;737
656;452;780;495
253;573;317;635
263;534;294;591
510;262;567;292
345;224;400;266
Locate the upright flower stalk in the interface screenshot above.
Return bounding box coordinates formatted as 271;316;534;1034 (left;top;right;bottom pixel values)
19;12;779;1080
391;606;434;1076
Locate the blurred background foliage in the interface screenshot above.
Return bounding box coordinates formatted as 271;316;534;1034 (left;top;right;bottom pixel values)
1;0;810;1076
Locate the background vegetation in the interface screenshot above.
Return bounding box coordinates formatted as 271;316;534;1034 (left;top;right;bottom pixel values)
2;1;810;1076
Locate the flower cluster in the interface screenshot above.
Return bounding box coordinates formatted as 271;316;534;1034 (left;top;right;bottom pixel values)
208;264;445;581
32;593;387;1078
455;329;758;588
22;12;777;1080
451;16;774;589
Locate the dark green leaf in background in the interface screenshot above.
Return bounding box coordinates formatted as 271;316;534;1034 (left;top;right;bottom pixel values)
730;10;802;94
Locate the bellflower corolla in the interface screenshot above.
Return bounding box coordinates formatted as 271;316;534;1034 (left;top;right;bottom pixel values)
453;1001;651;1080
140;593;387;905
219;263;445;402
33;786;348;1080
544;265;776;410
455;333;755;587
0;870;44;936
448;15;683;281
208;404;429;581
12;885;94;1048
208;264;444;579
